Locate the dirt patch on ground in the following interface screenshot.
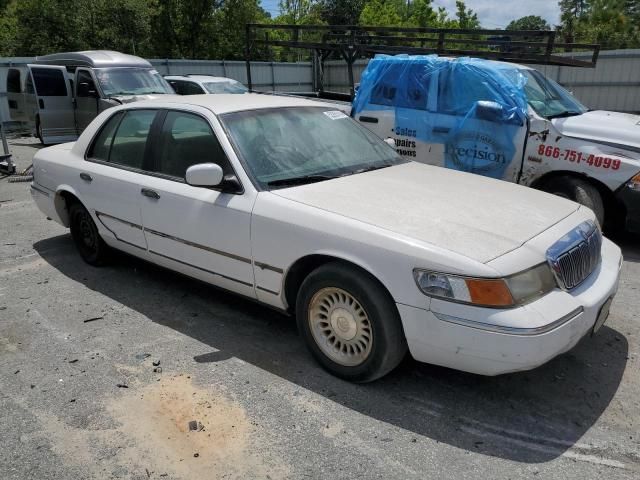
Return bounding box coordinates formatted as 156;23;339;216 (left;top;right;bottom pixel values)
108;374;290;479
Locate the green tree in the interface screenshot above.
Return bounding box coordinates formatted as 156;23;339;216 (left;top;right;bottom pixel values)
150;0;222;59
214;0;270;59
0;0;18;56
506;15;551;31
359;0;403;26
455;0;479;29
408;0;437;27
317;0;365;25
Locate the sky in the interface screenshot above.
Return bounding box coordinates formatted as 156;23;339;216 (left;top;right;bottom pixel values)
260;0;562;29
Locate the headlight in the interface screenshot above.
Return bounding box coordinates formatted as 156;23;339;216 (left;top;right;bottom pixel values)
627;173;640;191
413;263;556;308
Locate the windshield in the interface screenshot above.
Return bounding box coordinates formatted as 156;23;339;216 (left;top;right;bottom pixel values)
222;107;406;189
520;69;588;119
203;80;247;94
95;68;174;96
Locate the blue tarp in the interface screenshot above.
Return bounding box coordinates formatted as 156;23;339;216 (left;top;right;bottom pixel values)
352;55;529;179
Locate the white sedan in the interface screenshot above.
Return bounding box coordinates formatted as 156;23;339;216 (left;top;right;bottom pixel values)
30;94;622;382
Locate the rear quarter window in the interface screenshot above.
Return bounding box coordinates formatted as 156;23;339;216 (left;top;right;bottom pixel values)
7;69;21;93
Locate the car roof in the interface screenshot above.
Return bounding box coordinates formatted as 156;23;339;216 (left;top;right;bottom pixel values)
165;75;241;83
132;93;341;115
35;50;152;68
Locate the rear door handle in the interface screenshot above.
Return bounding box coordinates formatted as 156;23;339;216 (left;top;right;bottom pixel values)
141;188;160;200
359;116;379;123
79;172;92;182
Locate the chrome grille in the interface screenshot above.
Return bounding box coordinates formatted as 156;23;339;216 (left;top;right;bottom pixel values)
546;221;602;290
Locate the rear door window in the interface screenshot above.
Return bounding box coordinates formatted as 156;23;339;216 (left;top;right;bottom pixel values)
30;67;69;96
107;110;157;169
87;112;124;161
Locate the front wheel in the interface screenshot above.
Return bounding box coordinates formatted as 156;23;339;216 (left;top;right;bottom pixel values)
69;203;110;266
296;262;407;382
542;176;605;226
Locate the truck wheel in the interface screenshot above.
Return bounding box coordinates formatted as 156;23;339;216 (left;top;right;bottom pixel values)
69;203;110;266
543;176;605;226
296;262;407;382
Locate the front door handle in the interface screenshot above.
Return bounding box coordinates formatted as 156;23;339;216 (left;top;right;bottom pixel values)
79;172;92;182
433;126;450;134
141;188;160;200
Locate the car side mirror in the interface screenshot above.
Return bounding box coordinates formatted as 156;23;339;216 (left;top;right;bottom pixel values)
384;137;396;148
186;163;224;187
475;100;504;122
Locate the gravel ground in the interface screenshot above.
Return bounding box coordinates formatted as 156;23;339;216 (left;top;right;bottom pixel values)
1;137;639;480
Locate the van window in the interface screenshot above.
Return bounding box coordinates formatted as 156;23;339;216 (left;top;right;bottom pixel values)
77;70;97;97
109;110;157;169
30;68;68;96
155;111;230;179
168;80;204;95
87;112;123;162
7;69;21;93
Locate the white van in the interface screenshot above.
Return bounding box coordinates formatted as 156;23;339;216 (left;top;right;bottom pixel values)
6;50;174;144
353;55;640;234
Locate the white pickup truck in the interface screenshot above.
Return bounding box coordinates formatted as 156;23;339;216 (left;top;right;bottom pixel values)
352;55;640;234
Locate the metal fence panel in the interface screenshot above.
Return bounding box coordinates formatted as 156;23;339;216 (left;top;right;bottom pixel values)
2;50;640;122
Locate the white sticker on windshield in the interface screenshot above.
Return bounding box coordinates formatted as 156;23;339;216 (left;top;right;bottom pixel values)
324;110;348;120
150;69;159;74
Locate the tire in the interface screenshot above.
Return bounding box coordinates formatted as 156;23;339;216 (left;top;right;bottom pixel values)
69;203;110;266
542;176;605;226
296;262;407;382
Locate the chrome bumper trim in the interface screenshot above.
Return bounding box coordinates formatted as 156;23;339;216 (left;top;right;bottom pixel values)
432;307;584;336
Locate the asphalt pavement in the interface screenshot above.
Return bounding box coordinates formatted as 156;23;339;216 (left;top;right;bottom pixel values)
1;137;639;479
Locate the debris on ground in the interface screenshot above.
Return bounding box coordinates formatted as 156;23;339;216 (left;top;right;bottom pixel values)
116;383;129;389
152;359;161;367
83;316;104;323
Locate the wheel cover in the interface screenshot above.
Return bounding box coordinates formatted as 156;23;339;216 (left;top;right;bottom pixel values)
308;287;373;367
75;210;97;254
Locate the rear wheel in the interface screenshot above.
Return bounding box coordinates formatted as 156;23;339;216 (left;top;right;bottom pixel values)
296;262;407;382
69;203;109;266
542;176;605;226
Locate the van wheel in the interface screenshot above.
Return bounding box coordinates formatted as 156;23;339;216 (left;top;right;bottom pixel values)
542;176;605;226
296;262;407;382
69;203;109;266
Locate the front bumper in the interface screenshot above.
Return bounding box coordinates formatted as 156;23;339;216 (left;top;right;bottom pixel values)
615;184;640;235
399;238;622;376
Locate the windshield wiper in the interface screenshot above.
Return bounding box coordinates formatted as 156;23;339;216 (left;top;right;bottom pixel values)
347;164;394;176
547;111;582;119
267;174;337;188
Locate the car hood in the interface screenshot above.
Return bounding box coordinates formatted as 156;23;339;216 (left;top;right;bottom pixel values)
552;110;640;152
273;162;580;263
